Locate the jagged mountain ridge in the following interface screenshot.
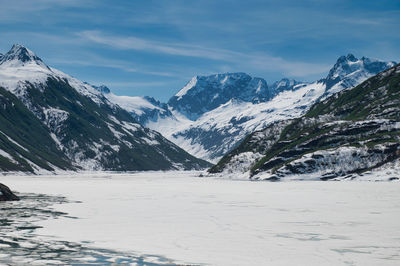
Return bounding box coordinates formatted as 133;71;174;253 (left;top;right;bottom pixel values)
324;53;395;94
209;63;400;181
106;54;395;162
0;44;210;173
168;73;271;120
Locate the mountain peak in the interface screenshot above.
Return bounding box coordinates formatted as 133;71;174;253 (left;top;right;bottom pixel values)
324;54;396;92
345;53;357;62
336;53;357;65
168;72;271;119
0;44;44;65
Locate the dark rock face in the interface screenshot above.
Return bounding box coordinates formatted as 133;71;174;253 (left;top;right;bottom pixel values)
0;183;20;201
92;84;111;94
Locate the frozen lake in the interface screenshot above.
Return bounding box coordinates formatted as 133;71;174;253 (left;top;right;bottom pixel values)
1;171;400;265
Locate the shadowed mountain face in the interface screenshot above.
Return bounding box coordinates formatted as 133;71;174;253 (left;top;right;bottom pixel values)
0;44;211;173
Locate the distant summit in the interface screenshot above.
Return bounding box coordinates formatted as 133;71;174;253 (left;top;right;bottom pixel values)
168;72;270;119
324;53;396;93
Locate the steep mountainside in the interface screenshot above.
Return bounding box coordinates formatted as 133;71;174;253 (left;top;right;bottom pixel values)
209;64;400;181
0;44;210;173
108;54;395;163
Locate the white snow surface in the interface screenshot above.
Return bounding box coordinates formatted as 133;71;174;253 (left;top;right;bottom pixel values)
0;149;17;164
105;93;164;115
2;172;400;266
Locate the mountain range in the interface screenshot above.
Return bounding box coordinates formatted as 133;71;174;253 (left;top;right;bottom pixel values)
0;44;210;173
0;44;398;177
105;54;396;163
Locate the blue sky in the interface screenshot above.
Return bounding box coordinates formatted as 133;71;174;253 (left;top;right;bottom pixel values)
0;0;399;101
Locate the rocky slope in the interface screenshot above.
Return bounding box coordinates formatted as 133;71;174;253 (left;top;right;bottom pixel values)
209;64;400;181
0;44;210;173
107;54;395;163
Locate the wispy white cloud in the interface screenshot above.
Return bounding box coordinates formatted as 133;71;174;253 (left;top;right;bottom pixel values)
77;30;331;78
0;0;93;21
77;30;237;61
50;55;180;78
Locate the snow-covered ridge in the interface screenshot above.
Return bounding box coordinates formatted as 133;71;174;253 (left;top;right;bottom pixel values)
0;44;46;67
324;53;396;95
176;76;198;99
0;44;105;105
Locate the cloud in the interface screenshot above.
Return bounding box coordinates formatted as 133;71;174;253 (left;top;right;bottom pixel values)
0;0;93;21
77;30;237;61
50;55;180;78
77;30;330;78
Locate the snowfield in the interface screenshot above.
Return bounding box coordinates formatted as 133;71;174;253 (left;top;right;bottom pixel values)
1;172;400;266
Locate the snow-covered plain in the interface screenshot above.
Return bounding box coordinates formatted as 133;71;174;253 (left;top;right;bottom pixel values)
2;172;400;265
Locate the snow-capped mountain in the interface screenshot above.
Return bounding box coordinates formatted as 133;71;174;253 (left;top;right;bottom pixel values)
108;54;395;163
324;53;396;94
210;63;400;181
0;44;210;173
168;73;271;120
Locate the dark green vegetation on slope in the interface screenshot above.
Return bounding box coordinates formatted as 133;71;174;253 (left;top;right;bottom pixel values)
0;86;72;172
210;64;400;179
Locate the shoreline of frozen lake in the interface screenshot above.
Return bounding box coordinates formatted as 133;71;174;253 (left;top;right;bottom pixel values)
1;171;400;265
